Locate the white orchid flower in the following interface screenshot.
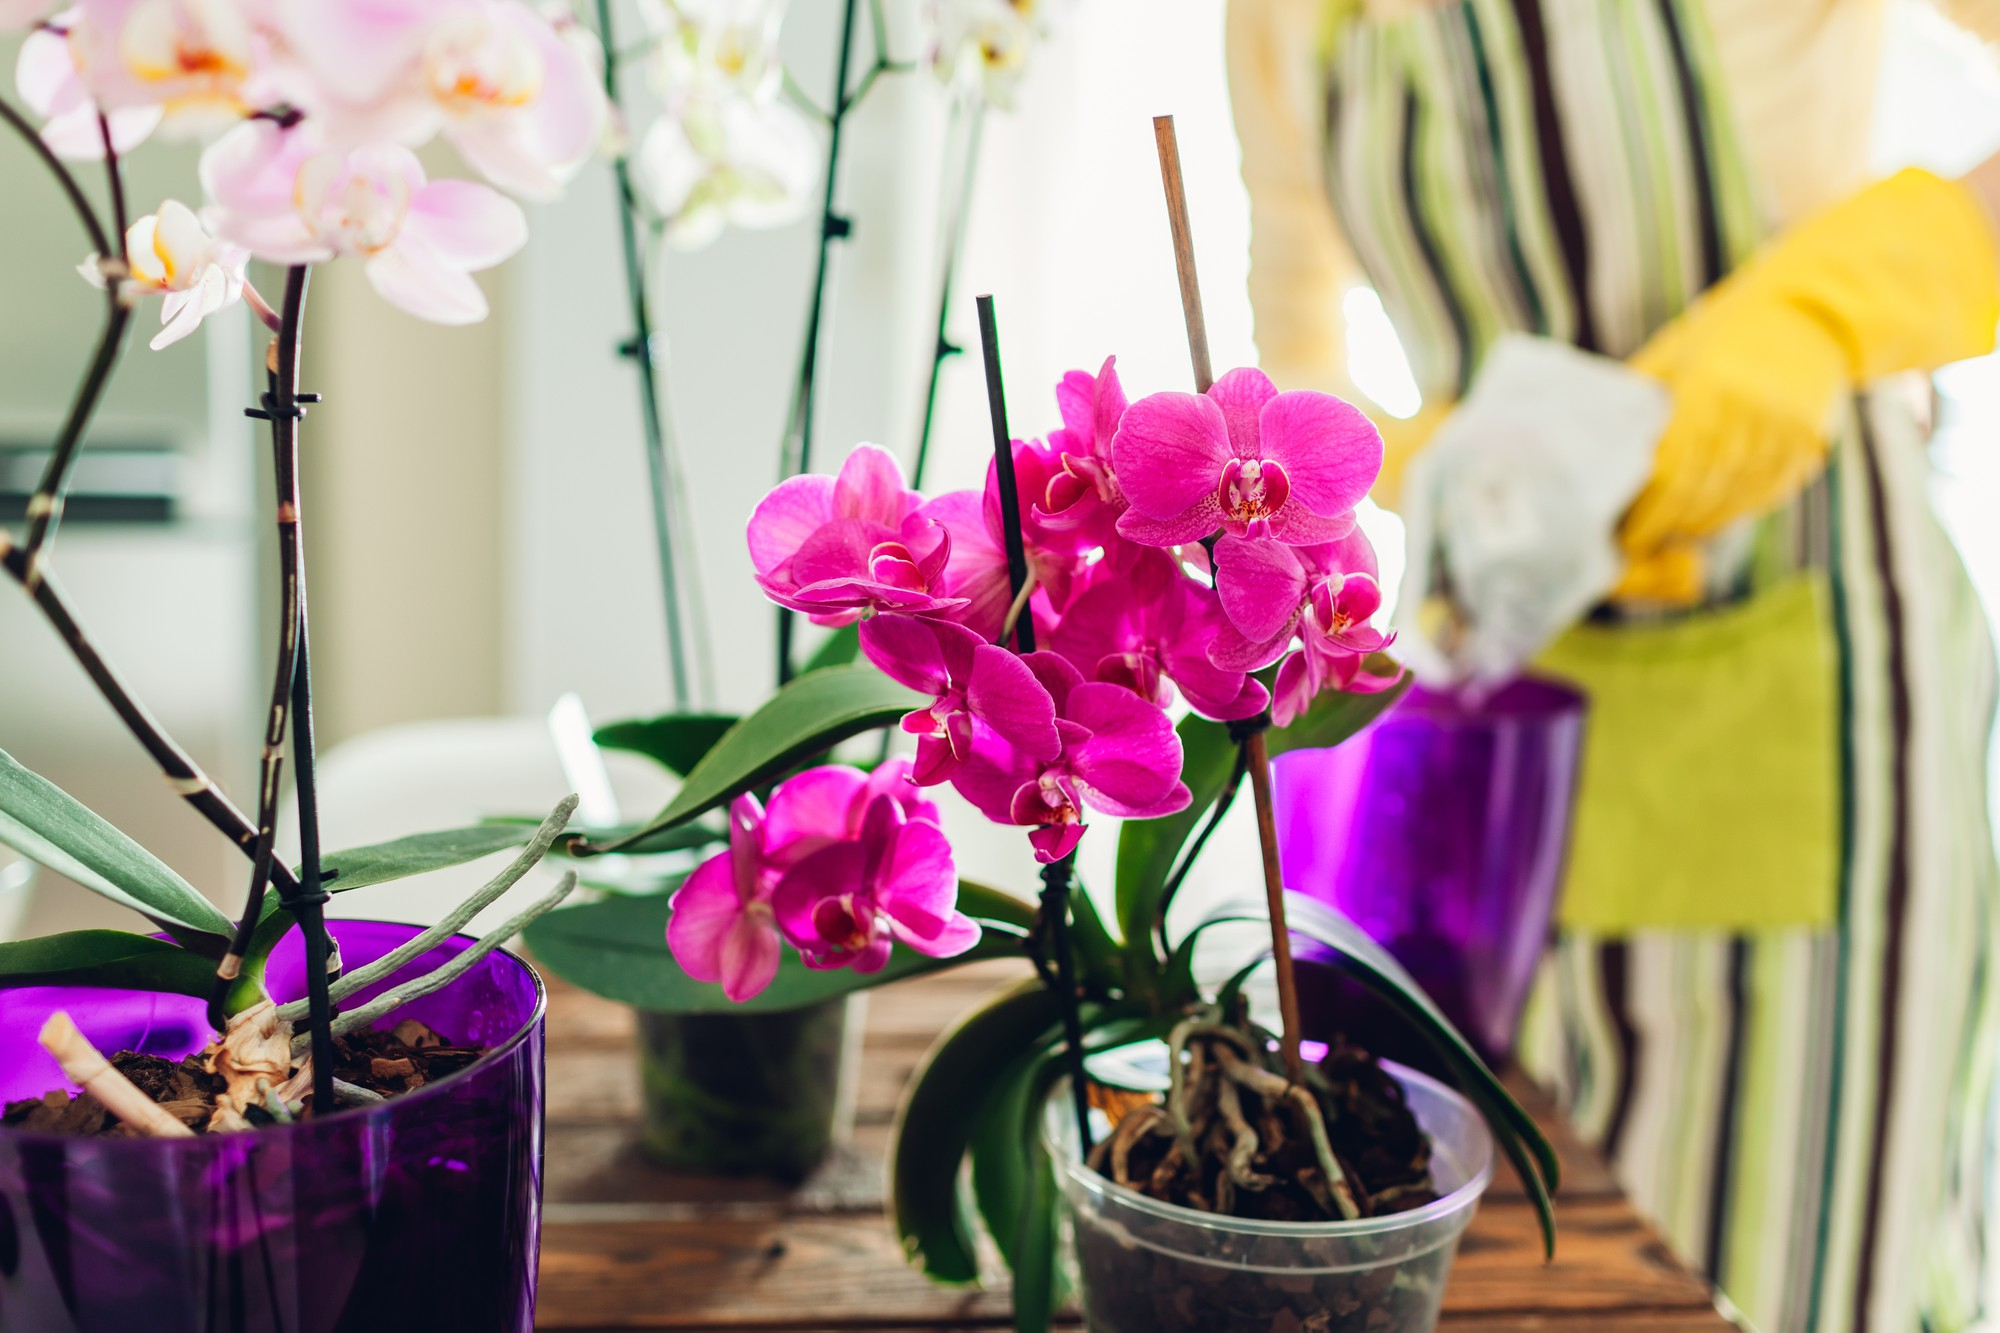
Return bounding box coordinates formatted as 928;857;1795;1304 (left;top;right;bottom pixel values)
925;0;1043;109
637;86;817;250
79;200;249;350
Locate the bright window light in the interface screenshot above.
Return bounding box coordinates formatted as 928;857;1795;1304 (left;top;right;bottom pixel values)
1343;287;1422;420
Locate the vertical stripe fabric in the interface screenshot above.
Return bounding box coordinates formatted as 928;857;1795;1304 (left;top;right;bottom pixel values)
1317;3;2000;1330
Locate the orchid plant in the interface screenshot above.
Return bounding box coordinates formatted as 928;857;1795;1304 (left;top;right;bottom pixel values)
0;0;610;1118
527;343;1558;1330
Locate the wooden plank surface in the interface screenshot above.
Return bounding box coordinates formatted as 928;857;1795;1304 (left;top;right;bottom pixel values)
535;960;1727;1330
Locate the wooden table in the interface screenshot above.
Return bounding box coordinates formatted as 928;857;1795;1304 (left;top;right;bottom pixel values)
533;960;1730;1331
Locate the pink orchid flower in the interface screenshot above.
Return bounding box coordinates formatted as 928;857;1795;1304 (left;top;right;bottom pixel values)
1110;367;1382;546
275;0;606;201
860;614;1061;785
202;121;528;324
81;199;247;350
667;758;939;1001
1036;355;1129;544
919;437;1085;642
1210;531;1398;726
748;444;967;626
951;654;1190;863
666;792;785;1002
15;11;162;160
1052;547;1268;722
772;794;979;973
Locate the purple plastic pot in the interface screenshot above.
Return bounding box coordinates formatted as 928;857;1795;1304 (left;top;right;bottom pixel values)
1273;677;1584;1064
0;919;546;1333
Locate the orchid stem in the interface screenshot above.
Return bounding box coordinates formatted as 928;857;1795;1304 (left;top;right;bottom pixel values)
594;0;694;710
1154;741;1249;958
977;293;1090;1149
1152;116;1213;395
910;99;983;489
1153;114;1301;1079
20;115;132;559
220;265;337;1108
775;0;864;686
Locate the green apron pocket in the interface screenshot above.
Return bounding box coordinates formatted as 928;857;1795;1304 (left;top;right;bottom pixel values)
1535;575;1839;932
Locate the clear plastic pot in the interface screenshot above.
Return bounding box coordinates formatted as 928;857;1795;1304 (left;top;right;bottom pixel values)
1050;1063;1494;1333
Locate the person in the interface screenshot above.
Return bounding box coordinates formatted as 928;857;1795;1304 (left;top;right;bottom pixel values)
1227;2;2000;1329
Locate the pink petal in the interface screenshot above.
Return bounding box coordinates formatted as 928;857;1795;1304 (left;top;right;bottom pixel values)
405;180;528;270
1271;649;1319;727
764;765;867;857
862;756;941;826
746;474;836;579
772;841;864;949
946;726;1038;825
789;517;892;588
1205;366;1278;456
890;908;982;958
860;614;956;695
1062;682;1188;816
834;444;918;527
718;913;782;1001
1209;620;1296;673
849;934;895;974
1109;392;1231;521
1115;498;1225;547
875;820;960;931
365;237;488;324
920;490;1012;640
1020;651;1083;714
1028;824;1086;863
965;643;1060;760
1257;391;1383;521
1214;535;1308;642
665;851;744;985
1265;505;1359;546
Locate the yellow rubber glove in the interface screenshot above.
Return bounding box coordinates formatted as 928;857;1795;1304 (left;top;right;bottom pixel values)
1619;168;2000;603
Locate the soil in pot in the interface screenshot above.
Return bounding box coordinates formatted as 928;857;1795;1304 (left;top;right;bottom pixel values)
2;1018;484;1137
1072;1022;1456;1333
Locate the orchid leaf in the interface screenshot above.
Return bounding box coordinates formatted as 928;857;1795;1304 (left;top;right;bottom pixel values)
892;979;1066;1284
799;622;861;674
1112;712;1239;968
593;714;739;779
1181;893;1559;1255
1264;657;1411;758
594;666;926;852
307;822;538;895
0;929;214;997
521;879;1033;1014
0;747;231;944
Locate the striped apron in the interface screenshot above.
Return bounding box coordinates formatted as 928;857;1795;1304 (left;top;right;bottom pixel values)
1318;3;2000;1329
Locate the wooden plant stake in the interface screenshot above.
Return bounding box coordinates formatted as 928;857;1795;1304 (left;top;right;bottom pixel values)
975;294;1093;1150
1152;114;1305;1080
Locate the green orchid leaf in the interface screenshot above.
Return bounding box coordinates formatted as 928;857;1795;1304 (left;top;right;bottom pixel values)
306;822;538;895
1264;657;1411;759
1113;713;1239;969
799;622;861;675
1185;893;1560;1255
482;815;726;857
892;978;1066;1284
593;666;925;852
594;714;739;779
521;880;1030;1014
1008;1107;1064;1333
1066;883;1123;993
0;929;226;999
0;747;231;941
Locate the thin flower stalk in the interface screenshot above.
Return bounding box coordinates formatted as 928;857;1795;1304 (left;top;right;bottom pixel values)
595;0;696;709
1152;113;1306;1080
910;98;984;488
976;292;1091;1148
17;115;131;561
773;0;905;683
